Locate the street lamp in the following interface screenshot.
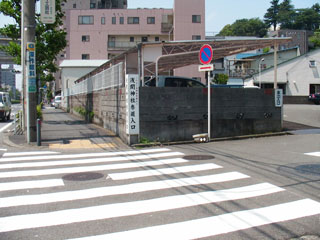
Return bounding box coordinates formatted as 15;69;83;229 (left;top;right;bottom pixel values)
259;58;265;88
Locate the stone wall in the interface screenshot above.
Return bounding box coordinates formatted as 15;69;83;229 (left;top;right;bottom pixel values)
139;88;282;142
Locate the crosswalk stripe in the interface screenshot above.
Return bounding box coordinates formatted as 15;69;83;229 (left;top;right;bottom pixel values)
305;152;320;157
0;179;65;192
0;172;249;208
0;148;171;162
0;158;188;179
0;149;7;152
2;151;60;157
109;163;222;180
0;152;184;170
69;199;320;240
0;183;285;233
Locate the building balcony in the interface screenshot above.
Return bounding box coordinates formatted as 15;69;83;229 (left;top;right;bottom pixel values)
161;23;173;33
107;41;139;50
228;69;258;78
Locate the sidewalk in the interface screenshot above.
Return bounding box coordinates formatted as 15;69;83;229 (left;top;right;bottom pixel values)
6;107;130;151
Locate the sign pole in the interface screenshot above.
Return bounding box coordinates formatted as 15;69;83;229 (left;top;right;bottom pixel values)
208;71;211;141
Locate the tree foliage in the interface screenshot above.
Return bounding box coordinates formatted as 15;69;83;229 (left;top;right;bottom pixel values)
310;30;320;49
264;0;280;31
0;0;67;84
213;74;229;85
218;18;268;38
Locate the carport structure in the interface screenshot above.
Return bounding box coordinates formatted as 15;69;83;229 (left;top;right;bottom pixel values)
77;37;292;86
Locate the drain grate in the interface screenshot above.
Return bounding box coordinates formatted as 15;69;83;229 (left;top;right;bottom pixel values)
62;172;104;182
183;155;215;161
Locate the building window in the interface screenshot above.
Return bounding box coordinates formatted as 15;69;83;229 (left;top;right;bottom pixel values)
155;36;160;42
192;35;201;40
112;16;116;24
192;15;201;23
78;16;94;25
101;17;105;25
81;35;90;42
130;37;135;42
147;17;155;24
73;4;76;8
128;17;139;24
141;36;148;42
120;17;124;24
82;54;90;60
90;3;96;9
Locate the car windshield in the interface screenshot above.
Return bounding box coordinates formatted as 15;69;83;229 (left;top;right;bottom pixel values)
55;96;61;101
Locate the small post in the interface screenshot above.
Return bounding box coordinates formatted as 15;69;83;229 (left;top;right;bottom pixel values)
208;71;211;141
36;118;41;146
14;114;17;134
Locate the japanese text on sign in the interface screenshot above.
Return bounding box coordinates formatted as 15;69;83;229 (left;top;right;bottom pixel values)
126;75;140;135
27;42;36;93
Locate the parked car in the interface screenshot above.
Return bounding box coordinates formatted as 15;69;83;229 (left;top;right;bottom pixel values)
0;92;12;121
309;92;320;104
144;76;206;88
52;95;62;109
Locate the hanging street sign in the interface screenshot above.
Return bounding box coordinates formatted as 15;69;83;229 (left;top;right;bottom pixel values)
199;44;213;65
40;0;56;24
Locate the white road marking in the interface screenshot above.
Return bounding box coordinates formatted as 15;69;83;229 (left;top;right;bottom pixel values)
69;199;320;240
0;172;249;208
2;151;60;157
0;149;7;151
0;179;64;192
305;152;320;157
0;183;285;233
109;163;222;180
0;152;185;170
0;158;188;179
0;122;13;133
0;148;171;162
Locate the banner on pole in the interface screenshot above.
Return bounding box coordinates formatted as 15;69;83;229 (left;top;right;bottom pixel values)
26;42;36;93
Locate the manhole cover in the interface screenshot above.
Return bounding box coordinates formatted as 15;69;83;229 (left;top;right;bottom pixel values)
183;155;215;160
294;164;320;176
62;172;104;181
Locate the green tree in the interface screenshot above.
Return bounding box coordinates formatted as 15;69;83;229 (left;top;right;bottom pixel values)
310;30;320;49
292;8;320;31
278;0;296;29
0;0;67;86
218;18;268;38
264;0;280;31
213;74;229;85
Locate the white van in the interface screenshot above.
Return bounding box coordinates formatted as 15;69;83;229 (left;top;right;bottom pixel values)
0;92;12;121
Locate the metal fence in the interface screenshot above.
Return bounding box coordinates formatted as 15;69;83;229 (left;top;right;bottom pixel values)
65;63;123;96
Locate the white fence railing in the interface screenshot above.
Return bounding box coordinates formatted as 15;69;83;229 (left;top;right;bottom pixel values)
65;62;123;96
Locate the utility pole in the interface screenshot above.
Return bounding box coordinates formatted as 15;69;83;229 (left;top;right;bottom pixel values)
23;0;37;142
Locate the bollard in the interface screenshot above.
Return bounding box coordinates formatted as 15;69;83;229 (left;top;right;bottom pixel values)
36;118;41;146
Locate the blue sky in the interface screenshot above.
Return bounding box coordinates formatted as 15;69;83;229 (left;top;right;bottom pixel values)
0;0;319;33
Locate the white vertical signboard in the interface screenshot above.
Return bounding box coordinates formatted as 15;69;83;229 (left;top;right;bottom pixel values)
40;0;56;24
126;75;140;135
275;89;283;107
26;42;36;93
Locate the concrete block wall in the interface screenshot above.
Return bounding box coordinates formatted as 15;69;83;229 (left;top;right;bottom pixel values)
68;87;128;143
139;88;282;142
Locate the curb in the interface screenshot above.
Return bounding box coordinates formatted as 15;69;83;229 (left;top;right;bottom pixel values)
132;131;291;148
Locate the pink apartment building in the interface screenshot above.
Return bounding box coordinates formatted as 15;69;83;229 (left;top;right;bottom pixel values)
59;0;205;84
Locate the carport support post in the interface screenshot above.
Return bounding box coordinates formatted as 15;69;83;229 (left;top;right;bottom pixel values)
274;42;278;89
208;71;211;141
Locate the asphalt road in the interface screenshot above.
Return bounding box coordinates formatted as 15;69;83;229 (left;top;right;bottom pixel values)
0;104;319;239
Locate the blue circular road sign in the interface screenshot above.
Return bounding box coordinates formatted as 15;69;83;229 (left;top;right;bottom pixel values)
199;44;213;65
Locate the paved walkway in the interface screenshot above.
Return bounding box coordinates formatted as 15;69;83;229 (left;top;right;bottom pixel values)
7;107;129;151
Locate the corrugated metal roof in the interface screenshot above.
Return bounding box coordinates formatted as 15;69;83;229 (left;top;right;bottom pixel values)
59;60;108;68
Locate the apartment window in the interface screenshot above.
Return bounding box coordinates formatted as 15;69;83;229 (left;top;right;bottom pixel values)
90;3;96;9
141;36;148;42
192;35;201;40
81;35;90;42
78;16;94;25
101;17;105;25
155;36;160;42
120;17;124;24
147;17;155;24
73;4;76;8
112;16;116;24
192;15;201;23
82;54;90;60
130;37;135;42
128;17;139;24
